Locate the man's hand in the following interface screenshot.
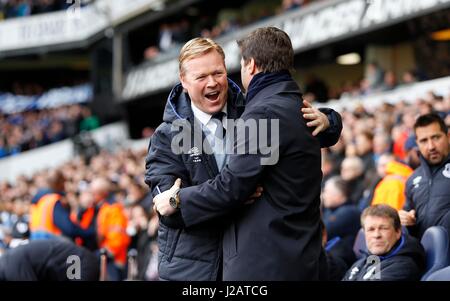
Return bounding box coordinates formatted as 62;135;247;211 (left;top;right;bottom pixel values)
244;186;263;205
301;99;330;136
153;179;181;216
399;209;416;226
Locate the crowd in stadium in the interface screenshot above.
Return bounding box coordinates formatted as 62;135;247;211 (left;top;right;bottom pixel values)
143;0;317;61
0;0;93;20
0;146;159;280
1;82;449;280
0;104;99;158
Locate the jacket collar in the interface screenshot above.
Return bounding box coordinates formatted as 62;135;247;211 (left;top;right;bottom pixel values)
163;78;245;123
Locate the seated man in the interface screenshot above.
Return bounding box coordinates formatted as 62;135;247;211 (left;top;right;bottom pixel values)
343;204;426;281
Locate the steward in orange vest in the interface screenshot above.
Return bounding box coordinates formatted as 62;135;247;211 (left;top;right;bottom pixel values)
29;170;95;241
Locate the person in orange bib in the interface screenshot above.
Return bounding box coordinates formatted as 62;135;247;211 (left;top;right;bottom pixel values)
72;178;130;281
29;170;95;241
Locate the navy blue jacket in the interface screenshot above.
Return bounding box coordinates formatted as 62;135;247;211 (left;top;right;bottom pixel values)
0;239;99;281
323;203;361;241
342;234;425;281
145;80;245;281
177;78;329;280
405;154;450;238
146;79;342;281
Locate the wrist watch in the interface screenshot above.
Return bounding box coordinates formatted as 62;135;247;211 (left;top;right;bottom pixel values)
169;188;181;209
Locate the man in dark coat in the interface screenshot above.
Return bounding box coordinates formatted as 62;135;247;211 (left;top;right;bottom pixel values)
343;205;425;281
154;27;334;280
0;239;99;281
399;113;450;239
146;37;342;281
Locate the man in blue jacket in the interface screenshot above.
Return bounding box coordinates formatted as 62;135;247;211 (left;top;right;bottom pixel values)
399;113;450;238
146;36;342;281
343;205;425;281
153;27;340;280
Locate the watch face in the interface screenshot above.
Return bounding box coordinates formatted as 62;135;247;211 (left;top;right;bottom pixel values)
169;197;177;209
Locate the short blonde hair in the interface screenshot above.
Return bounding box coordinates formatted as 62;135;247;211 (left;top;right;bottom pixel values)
178;38;225;76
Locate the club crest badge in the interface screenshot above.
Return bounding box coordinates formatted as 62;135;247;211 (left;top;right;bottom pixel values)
412;176;422;189
188;147;202;163
443;164;450;178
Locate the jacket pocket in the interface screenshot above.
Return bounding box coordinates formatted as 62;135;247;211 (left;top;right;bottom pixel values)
223;223;237;259
167;228;182;263
157;223;169;256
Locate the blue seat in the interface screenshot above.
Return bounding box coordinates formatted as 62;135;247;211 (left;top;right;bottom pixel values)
424;266;450;281
352;228;367;259
420;226;450;280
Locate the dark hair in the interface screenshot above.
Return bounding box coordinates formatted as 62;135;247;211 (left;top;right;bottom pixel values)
414;113;447;134
361;204;401;231
237;27;294;73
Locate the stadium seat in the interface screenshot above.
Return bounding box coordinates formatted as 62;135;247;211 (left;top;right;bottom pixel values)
353;228;367;259
424;266;450;281
420;226;450;280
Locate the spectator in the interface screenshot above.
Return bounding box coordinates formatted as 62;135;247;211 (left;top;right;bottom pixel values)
29;170;96;241
380;70;398;91
321;176;360;268
340;156;366;205
402;70;418;85
79;107;100;132
304;74;329;103
373;131;392;163
364;62;384;93
371;153;413;210
0;138;8;158
400;113;450;239
404;135;421;170
322;176;361;242
321;220;355;281
343;205;426;281
126;205;155;280
88;178;130;281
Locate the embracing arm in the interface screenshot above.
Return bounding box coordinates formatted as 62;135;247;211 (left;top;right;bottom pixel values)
302;100;342;148
154;108;269;227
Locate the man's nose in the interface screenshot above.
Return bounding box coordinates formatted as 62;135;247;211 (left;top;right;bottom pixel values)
427;140;436;151
206;75;217;87
373;229;382;237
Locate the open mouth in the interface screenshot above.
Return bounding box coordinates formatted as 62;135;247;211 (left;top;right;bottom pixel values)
205;91;220;101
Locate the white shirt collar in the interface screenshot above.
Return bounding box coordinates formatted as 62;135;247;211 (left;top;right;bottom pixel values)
190;102;227;127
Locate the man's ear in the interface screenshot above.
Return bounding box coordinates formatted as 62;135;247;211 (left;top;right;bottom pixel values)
180;74;187;90
248;58;257;76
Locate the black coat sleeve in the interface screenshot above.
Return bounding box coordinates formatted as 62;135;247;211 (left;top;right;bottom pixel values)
145;124;189;228
178;107;272;228
316;108;342;148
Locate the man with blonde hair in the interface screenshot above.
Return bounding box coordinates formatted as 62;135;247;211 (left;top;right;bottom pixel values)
146;35;342;280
